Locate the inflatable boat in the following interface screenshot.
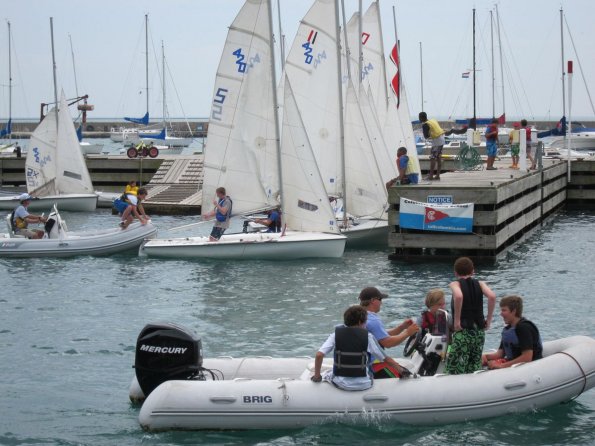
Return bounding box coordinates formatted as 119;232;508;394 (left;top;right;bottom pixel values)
1;205;157;257
130;323;595;431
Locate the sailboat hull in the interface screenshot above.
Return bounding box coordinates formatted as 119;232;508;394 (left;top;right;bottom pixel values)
140;231;346;260
342;219;388;247
0;194;98;212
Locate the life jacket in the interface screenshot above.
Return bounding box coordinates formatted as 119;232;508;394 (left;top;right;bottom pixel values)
426;119;445;139
501;318;543;361
420;310;436;332
125;185;139;196
12;207;27;230
452;278;485;330
485;124;498;141
333;326;369;378
523;126;532;142
401;155;416;176
215;196;232;222
267;211;282;233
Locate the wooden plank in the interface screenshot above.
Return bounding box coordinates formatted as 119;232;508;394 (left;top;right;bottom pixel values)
543;190;566;214
542;162;568;182
571;160;595;173
388;231;496;250
495;207;542;247
388;186;498;205
566;189;595;200
495;174;541;202
566;175;595;186
542;176;567;198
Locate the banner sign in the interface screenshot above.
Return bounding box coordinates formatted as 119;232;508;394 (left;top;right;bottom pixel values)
399;198;474;233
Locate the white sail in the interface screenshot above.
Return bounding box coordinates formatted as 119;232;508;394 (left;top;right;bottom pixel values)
202;0;278;217
25;108;59;195
55;92;94;194
284;0;342;196
281;76;338;234
344;80;387;219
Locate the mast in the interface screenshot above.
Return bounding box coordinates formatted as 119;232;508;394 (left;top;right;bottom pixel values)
69;34;79;97
419;41;423;111
472;8;477;130
334;0;347;224
496;4;505;119
490;10;495;118
162;41;166;130
276;0;285;68
7;21;12;140
266;0;284;224
145;14;149;119
358;0;363;83
50;17;58;130
560;8;566;125
340;0;352;82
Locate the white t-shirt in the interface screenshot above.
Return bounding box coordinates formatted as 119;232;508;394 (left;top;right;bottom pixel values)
126;194;139;206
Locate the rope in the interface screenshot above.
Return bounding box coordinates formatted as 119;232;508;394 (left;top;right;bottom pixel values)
557;351;587;401
456;143;484;171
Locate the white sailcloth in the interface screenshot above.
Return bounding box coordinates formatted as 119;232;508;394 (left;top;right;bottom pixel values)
281;76;338;234
284;0;342;196
25;107;59;195
25;91;93;196
55;93;94;194
344;80;387;219
202;0;279;217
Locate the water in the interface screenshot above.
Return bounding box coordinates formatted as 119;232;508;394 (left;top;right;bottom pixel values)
1;209;594;445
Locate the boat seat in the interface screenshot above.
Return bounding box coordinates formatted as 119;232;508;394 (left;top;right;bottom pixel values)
5;214;24;238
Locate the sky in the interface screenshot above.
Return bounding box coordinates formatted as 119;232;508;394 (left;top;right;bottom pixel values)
1;0;595;122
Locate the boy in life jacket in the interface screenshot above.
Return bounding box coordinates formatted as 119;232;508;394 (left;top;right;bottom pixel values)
125;180;139;196
311;305;409;391
508;122;521;169
385;147;419;189
417;289;449;335
445;257;496;375
482;295;543;369
485;118;499;170
118;188;150;229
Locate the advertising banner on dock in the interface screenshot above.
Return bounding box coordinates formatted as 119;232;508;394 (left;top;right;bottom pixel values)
399;198;474;233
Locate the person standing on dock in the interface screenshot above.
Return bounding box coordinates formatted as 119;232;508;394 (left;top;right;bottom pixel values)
485;118;499;170
482;295;543;369
521;119;536;170
358;287;419;378
418;112;445;181
445;257;496;375
203;187;232;241
509;122;521;169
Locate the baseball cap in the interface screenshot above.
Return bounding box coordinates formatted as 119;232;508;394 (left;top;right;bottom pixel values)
358;286;388;302
513;122;521;128
19;193;32;202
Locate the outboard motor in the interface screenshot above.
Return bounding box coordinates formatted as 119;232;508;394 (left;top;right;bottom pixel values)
134;322;203;397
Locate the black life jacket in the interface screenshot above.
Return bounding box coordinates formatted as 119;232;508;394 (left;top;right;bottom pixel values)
452;278;485;330
333;326;369;378
502;318;543;361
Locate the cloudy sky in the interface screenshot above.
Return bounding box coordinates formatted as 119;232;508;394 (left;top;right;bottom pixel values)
1;0;594;122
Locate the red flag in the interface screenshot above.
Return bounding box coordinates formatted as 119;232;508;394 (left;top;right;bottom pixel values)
389;44;400;108
497;113;506;125
425;207;450;224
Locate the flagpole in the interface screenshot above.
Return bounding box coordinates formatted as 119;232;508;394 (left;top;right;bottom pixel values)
472;8;477;130
567;60;572;183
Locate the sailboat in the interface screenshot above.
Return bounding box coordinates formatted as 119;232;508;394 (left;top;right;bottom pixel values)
0;19;97;212
140;0;345;260
110;15;192;149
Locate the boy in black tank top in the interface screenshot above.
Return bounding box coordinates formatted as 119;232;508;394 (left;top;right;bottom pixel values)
445;257;496;374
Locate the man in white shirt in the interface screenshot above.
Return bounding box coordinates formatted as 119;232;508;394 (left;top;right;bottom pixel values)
12;193;47;239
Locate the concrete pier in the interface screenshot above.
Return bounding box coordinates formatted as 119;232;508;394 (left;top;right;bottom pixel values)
387;159;570;261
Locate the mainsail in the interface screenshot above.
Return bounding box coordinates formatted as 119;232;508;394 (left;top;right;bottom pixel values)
202;0;279;218
284;0;342;197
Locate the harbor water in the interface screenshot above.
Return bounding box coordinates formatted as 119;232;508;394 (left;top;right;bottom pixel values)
1;209;594;445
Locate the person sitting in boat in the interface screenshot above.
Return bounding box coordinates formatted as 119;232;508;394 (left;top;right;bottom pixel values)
253;208;281;233
11;193;47;239
117;188;150;229
311;305;409;390
386;147;419;189
445;257;496;375
482;295;543;369
125;180;139;196
417;288;450;335
358;287;419;378
202;187;232;241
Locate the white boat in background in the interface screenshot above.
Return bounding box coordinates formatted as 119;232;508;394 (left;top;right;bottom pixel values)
79;141;103;155
129;322;595;431
140;0;345;260
0;92;98;212
1;205;156;257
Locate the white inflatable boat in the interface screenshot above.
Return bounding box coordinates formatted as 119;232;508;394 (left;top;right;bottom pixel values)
130;323;595;431
1;205;157;257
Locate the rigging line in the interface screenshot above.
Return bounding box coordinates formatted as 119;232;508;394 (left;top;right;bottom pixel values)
116;18;145;118
563;14;595;117
8;30;31;117
164;56;194;137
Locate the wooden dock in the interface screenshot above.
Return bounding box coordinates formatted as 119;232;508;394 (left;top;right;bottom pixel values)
387;159;570;261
